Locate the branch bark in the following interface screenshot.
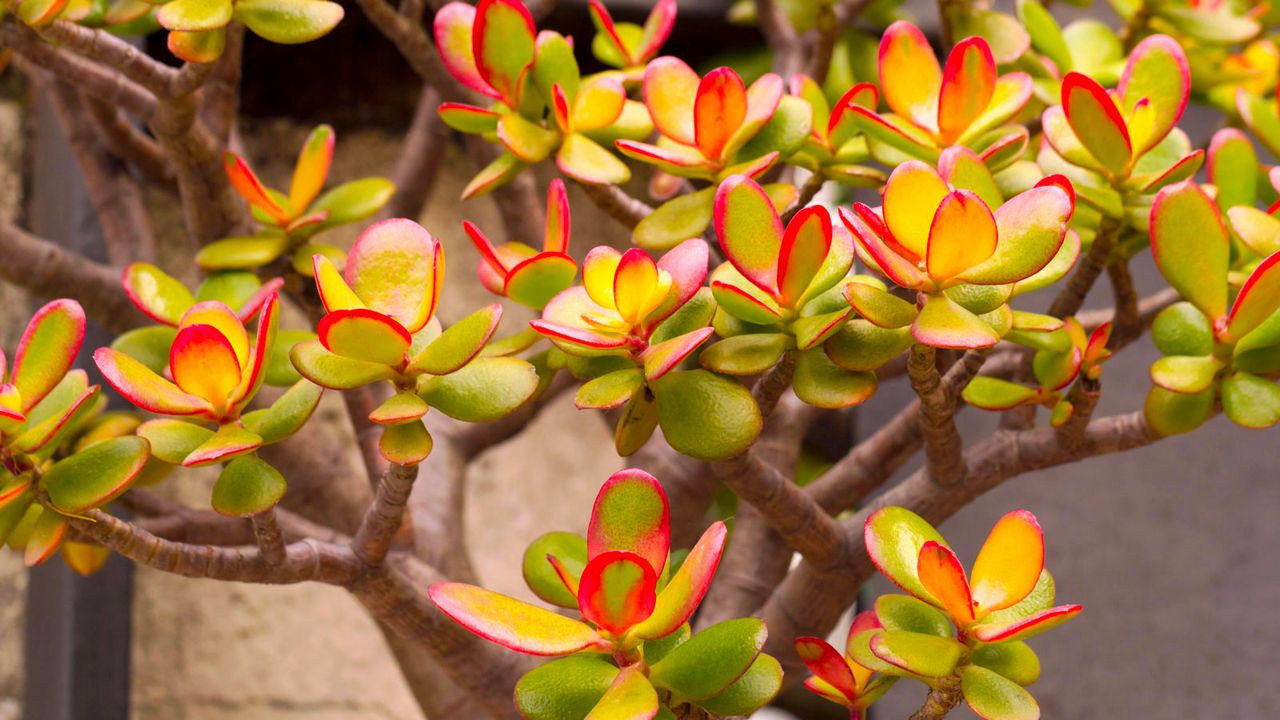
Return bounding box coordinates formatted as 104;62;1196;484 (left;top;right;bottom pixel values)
576;181;654;230
353;462;420;566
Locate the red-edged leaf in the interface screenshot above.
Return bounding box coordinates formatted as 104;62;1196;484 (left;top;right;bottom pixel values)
1226;250;1280;341
644;56;700;145
1061;72;1131;175
345;218;441;333
840;205;927;289
917;541;976;625
971;604;1083;643
1150;182;1230;322
225;153;289;223
12;299;86;412
937;37;997;145
778;206;833;307
970;510;1045;616
170;324;242;408
642;327;713;381
434;2;493;98
879;21;942;131
694;67;748;161
318;308;412;366
578;550;659;635
794;637;858;703
472;0;536;107
544;178;570;254
289;124;334;210
94;348;212;416
627;521;726;640
588;468;670;573
428;582;607;655
715;174;783;296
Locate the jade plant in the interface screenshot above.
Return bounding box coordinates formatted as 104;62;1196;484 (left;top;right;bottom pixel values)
7;0;1280;718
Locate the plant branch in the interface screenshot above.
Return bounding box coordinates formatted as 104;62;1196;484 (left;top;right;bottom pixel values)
576;180;655;230
83;96;174;187
1047;216;1121;319
756;0;804;76
752;350;797;418
380;86;449;221
780;172;827;224
353;462;420;566
35;19;184;98
353;0;474;102
907;344;969;487
200;23;245;147
910;675;963;720
251;510;288;564
1106;259;1142;348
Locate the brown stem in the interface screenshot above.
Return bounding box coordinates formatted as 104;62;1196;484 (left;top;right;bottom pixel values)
576;180;655;230
1077;286;1179;338
200;23;245;147
1106;259;1142;349
83;96;174;187
756;0;803;76
353;0;474;103
251;510;288;565
1;22;156;119
805;5;838;83
0;219;146;333
779;172;826;224
1047;216;1121;319
907;344;968;487
353;462;420;566
344;386;390;485
1055;378;1101;449
910;675;964;720
752;349;797;418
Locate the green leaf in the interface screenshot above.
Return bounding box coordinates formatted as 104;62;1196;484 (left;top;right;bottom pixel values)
184;423;264;467
846;281;917;328
1151;302;1214;357
963;377;1038;410
791;308;851;350
1144;385;1214;436
290;339;396;390
532;31;580;108
634;188;715;252
17;0;70;26
310;178;396;231
614;391;660;457
523;531;587;608
379;419;433;465
913;293;1000;349
577;368;645;410
694;653;783;716
1150;182;1229;321
874;594;953;637
793;347;877;408
44;436;150;513
1018;0;1071;72
265;329;313;387
418;357;538;422
111;326;177;376
642;625;690;667
649;288;716;345
961;665;1040;720
871;630;965;678
239;379;323;444
973;641;1041;687
585;667;658;720
557;134;631;185
138;418;215;464
157;0;231;32
514;655;618;720
649;618;766;701
23;506;67;567
651;370;762;460
1150;355;1223;394
211;455;286;517
864;506;947;603
825;320;913;372
959;185;1073;286
410;304;501;376
196;234;289;271
233;0;343;44
1222;372;1280;429
369;392;429;426
735;95;814;159
700;334;791;376
1227;207;1280;257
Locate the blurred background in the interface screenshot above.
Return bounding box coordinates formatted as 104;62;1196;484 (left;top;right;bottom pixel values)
2;0;1279;718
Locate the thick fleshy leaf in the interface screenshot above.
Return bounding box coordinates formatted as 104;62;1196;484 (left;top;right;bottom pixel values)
1118;35;1189;157
170;324;242;407
870;630;965;678
875;594;953;637
345;219;440;333
938;37;997;145
1222;372;1280;428
971;604;1083;643
627;521;726;640
913;293;1000;349
473;0;535;106
724;73;786;158
499;113;559;163
516;654;619;720
642;328;713;381
434;3;490;97
927;190;997;281
1150;182;1229;321
179;301;249;365
1209;129;1259;211
94;348;212;416
634;187;715;252
289;124;333;210
183;423;263;467
792;348;876;409
883;161;950;261
1144;385;1214;436
963;377;1038;410
1226;252;1280;341
865;506;948;603
225;154;289;222
211;454;286;516
138;419;215;464
10;376;97;454
418;356;538;422
715;174;784;295
778;207;833;307
523;531;588;608
233;0;343;44
578;550;658;635
290;339;396;390
1150;356;1223;394
505;254;578;310
961;665;1040;720
643;57;699;145
577;368;645;410
973;641;1041;687
368;391;429;426
23;508;66;568
879;21;942;131
429;582;606;655
651;370;762;460
970;510;1044;616
584;667;658;720
239;379;323;444
439;103;500;134
122;262;194;324
824;319;913;372
410;304;501;375
694;68;749;161
1228;207;1280;258
196;234;290;271
168;29;227;64
589;468;670;574
696;653;783;716
794;637;857;702
917;541;975;625
44;436;150;513
1062;73;1133;176
961;189;1069;286
157;0;231;33
700;334;790;376
648;618;766;701
12;299;86;412
379;419;433;464
841;205;927;289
